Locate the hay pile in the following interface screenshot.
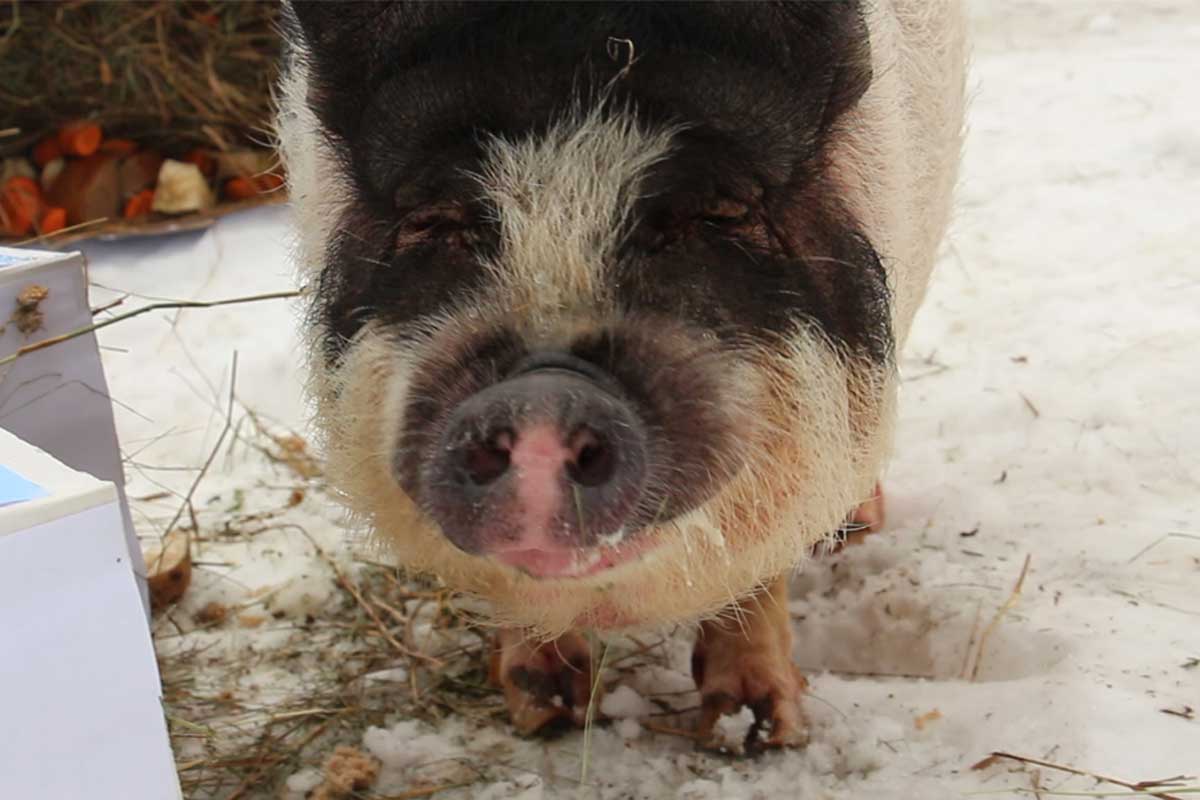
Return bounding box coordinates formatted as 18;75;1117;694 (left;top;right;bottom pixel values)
0;1;281;156
0;1;285;246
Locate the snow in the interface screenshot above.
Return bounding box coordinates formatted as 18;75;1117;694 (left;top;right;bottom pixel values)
599;685;655;720
66;1;1200;797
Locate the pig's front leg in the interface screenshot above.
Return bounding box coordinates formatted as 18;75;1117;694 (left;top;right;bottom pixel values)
489;627;598;736
691;575;809;751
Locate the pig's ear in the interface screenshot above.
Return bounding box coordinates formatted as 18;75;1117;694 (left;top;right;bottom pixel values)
285;1;368;50
284;1;408;54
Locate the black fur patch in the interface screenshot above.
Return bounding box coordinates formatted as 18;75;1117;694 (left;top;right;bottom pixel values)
287;1;889;363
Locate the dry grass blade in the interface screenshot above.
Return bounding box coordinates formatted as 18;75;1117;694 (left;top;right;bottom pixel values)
579;639;611;786
0;289;300;370
969;554;1032;681
985;751;1194;800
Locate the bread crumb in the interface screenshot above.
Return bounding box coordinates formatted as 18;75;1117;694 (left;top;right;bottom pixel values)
310;746;379;799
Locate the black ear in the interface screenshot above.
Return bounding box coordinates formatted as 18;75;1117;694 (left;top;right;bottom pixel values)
281;0;396;139
285;0;378;51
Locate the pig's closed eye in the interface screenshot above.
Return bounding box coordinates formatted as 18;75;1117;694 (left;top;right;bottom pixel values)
698;198;751;227
697;198;773;249
394;203;480;250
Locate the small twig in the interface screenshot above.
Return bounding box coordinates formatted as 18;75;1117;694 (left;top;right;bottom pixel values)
1020;392;1041;419
1160;706;1194;720
1031;769;1046;800
641;720;701;741
795;665;938;681
11;216;110;245
970;554;1032;681
0;289;301;369
959;599;984;680
985;751;1190;800
91;295;128;316
1127;533;1200;565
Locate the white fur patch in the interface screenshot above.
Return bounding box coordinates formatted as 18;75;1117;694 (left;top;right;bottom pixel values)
275;45;354;285
826;0;968;347
475;105;679;336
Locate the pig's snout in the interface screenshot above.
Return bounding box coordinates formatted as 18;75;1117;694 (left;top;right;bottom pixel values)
418;354;649;576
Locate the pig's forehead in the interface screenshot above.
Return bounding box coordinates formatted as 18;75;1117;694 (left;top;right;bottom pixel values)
289;1;893;367
287;1;872;201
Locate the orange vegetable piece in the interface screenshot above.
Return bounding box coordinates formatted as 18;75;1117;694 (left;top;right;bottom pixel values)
253;173;284;192
32;138;63;167
123;188;155;219
100;138;139;157
57;122;104;157
1;176;44;236
223;176;259;201
40;206;67;234
183;148;215;176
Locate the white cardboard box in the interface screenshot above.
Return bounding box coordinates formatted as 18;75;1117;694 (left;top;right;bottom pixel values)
0;428;181;799
0;246;146;610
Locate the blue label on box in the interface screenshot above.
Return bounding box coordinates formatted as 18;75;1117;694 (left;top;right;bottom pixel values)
0;465;47;507
0;252;33;269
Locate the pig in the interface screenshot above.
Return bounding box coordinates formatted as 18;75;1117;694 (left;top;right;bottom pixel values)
277;1;966;748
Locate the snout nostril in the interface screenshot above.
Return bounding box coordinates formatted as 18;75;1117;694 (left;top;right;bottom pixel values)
566;427;616;488
462;430;513;486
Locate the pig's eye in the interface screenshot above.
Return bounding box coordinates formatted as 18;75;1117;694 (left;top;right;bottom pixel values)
394;203;480;250
699;198;751;227
696;197;774;250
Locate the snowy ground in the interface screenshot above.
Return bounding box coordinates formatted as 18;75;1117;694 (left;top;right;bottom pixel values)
76;2;1198;798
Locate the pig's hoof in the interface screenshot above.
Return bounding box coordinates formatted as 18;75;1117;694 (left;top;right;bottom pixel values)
489;628;599;737
692;578;809;753
693;653;810;753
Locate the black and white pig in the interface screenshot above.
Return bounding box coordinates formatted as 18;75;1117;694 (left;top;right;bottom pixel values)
277;1;966;747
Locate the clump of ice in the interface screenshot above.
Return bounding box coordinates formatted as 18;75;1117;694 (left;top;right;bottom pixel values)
362;720;459;771
614;717;642;740
263;559;336;618
362;719;471;791
599;684;654;719
284;767;323;796
710;707;755;753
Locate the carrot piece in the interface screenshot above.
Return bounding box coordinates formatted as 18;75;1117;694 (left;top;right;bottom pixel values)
183;148;215;176
223;176;259;201
99;138;139;157
1;176;44;236
32;138;63;167
39;206;67;234
123;188;155;219
57;122;104;157
253;172;284;192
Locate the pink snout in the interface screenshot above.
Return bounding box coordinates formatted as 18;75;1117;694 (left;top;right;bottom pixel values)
419;357;649;576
